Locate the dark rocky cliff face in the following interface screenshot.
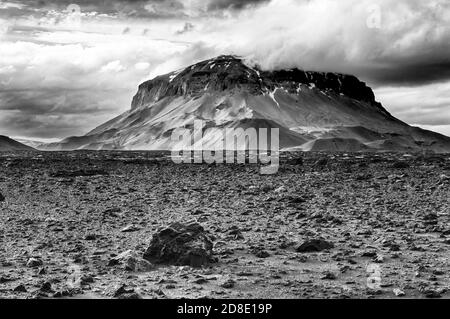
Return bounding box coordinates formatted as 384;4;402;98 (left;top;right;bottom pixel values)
131;55;381;110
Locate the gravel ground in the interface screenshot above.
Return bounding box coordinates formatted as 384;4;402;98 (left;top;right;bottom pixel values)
0;151;449;299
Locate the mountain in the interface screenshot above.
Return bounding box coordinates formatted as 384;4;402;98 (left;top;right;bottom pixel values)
0;136;35;151
41;55;450;153
15;138;50;149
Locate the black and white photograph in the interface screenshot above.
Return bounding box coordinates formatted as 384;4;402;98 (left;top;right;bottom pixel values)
0;0;449;306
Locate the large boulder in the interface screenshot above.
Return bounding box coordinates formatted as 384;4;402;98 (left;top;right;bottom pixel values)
296;239;334;253
143;222;214;268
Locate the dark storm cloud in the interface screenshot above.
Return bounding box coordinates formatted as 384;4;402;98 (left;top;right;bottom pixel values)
2;0;270;18
0;88;131;138
206;0;270;11
5;0;174;18
224;0;450;87
303;59;450;88
365;61;450;87
0;89;106;115
0;111;100;139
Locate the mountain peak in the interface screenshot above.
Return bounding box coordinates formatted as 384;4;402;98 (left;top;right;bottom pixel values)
131;55;381;111
131;55;260;109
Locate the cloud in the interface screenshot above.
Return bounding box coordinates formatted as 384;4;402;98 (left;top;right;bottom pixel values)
0;0;269;20
414;125;450;138
7;0;447;87
134;62;151;70
207;0;270;11
0;89;129;138
101;60;126;73
375;81;450;127
175;22;194;35
0;2;24;10
191;0;450;86
0;38;188;138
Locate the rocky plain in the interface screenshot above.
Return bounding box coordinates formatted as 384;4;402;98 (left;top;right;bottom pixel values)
0;150;449;299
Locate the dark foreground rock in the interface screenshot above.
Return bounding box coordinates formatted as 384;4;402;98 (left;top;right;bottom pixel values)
112;285;143;299
286;157;304;166
296;239;334;253
143;222;214;267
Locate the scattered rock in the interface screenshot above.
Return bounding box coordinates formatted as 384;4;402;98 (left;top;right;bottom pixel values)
274;186;287;193
108;250;153;272
361;250;377;258
422;289;442;299
226;226;244;240
321;272;337;280
366;288;383;296
112;285;143;299
252;248;270;258
373;254;385;263
79;275;95;286
192;277;208;285
52;289;79;298
423;213;438;222
432;269;445;276
314;158;328;168
191;209;206;216
382;240;400;252
0;276;14;284
393;288;405;297
38;268;46;275
392;161;410;169
296;239;334;253
13;285;27;293
39;281;53;293
102;207;121;218
120;225;141;233
220;279;236;289
286;157;304;166
143;222;214;268
296;212;307;219
260;184;274;193
439;174;449;183
84;234;97;241
26;258;43;268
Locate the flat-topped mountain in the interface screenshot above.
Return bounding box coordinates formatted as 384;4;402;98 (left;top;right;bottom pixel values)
41;55;450;153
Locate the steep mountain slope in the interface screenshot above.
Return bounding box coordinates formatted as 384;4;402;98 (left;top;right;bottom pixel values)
0;136;35;151
41;55;450;153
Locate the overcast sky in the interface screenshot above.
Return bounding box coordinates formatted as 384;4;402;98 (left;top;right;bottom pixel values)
0;0;449;140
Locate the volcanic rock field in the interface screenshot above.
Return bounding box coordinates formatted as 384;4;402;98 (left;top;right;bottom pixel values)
0;151;449;299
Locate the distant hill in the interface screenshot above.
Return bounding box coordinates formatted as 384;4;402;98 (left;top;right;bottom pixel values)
0;136;35;151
